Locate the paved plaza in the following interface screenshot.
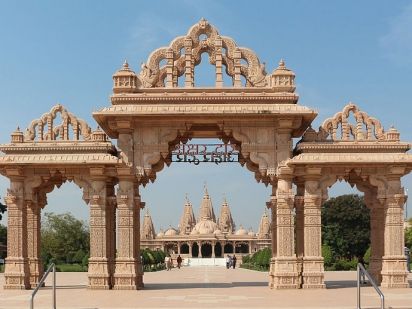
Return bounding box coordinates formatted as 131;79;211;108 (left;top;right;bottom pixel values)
0;267;411;309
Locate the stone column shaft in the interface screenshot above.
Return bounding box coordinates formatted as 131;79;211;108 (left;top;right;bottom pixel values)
381;192;408;288
88;179;111;290
368;199;384;283
301;184;325;289
4;180;30;289
27;200;43;288
294;195;304;287
270;176;299;289
113;179;142;290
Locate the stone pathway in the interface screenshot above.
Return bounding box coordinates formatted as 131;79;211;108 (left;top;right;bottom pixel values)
0;267;411;309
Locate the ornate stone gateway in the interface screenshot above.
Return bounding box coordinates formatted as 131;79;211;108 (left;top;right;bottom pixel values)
0;19;411;290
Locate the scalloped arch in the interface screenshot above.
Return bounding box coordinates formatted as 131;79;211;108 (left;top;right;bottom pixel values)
138;18;267;88
321;103;385;141
24;104;92;141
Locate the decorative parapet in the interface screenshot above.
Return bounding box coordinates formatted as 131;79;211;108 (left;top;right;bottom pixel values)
291;103;411;169
111;18;296;91
298;103;409;149
24;104;92;142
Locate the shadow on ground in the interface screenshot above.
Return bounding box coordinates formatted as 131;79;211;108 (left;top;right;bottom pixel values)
144;281;267;290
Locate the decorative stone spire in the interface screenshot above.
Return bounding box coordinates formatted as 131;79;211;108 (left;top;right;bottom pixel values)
386;126;401;142
257;208;271;239
178;195;197;235
113;60;139;93
91;126;107;142
270;58;295;92
11;127;24;143
198;184;216;222
141;208;156;240
218;196;235;233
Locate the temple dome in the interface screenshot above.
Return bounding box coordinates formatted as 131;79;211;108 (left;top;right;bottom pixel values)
248;228;255;236
192;219;218;235
235;225;247;236
157;229;164;238
214;229;222;235
190;229;199;235
164;227;178;236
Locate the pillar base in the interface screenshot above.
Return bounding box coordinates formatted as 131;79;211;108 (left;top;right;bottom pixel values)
113;259;143;290
301;257;325;289
381;256;409;288
269;257;299;289
88;258;111;289
28;258;44;289
368;257;383;284
3;257;30;290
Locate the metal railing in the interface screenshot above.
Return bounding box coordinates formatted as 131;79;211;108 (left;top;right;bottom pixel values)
357;263;384;309
30;263;56;309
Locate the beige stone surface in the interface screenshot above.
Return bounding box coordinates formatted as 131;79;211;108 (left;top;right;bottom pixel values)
0;18;411;290
1;268;411;309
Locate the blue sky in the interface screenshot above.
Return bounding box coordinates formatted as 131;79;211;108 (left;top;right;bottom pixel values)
0;0;411;229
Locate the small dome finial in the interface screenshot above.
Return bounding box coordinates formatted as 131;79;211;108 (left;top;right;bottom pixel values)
279;58;285;67
123;59;129;68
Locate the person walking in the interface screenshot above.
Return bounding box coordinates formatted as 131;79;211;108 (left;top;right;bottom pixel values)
232;255;237;269
164;255;170;271
226;255;231;269
177;255;183;269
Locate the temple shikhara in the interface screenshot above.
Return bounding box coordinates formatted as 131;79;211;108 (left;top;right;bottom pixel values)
0;19;411;291
140;187;271;258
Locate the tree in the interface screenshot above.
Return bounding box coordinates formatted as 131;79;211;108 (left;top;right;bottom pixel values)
0;200;6;222
405;218;412;250
322;194;370;259
41;212;89;265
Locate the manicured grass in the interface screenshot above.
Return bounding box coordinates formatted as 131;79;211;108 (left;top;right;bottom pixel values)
55;264;87;272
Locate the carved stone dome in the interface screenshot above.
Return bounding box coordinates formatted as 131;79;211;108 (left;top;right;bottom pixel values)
192;219;218;235
248;229;255;236
164;227;178;236
157;229;164;238
190;229;199;235
214;229;222;235
235;225;247;236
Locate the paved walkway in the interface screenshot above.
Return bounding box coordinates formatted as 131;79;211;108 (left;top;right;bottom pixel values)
0;267;411;309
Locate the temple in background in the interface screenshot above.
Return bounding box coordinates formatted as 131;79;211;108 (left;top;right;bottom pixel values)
140;186;271;258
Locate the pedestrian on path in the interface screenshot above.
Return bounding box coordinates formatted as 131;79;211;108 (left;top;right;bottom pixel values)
177;255;183;269
226;255;231;269
164;255;170;271
232;255;237;269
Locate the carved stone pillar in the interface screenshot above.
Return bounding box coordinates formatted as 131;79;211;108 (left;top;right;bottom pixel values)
113;178;143;290
270;172;299;289
367;193;384;283
199;242;203;258
380;190;408;288
294;183;305;288
212;242;215;257
27;199;43;288
88;179;111;290
215;36;223;88
302;178;325;289
4;179;30;289
107;194;117;289
268;184;277;288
